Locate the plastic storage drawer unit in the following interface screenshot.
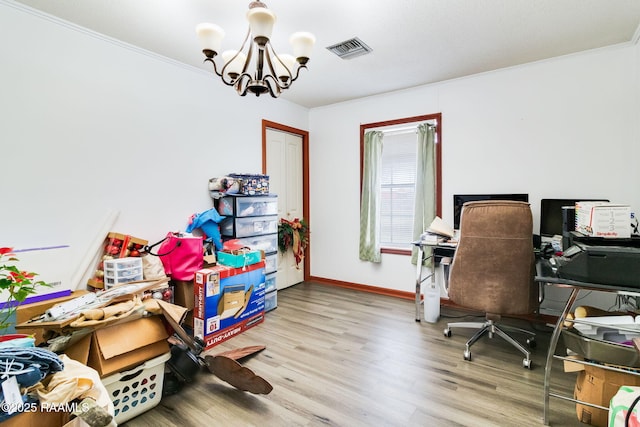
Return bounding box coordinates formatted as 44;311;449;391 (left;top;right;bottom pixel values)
265;272;277;293
225;233;278;254
103;257;143;288
217;195;278;217
265;290;277;312
220;215;278;238
264;253;277;274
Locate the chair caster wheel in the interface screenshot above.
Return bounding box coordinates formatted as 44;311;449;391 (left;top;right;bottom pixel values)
463;350;472;361
526;338;536;349
444;328;452;338
523;358;532;369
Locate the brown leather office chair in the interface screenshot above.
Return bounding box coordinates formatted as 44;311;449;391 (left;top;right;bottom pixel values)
443;200;538;369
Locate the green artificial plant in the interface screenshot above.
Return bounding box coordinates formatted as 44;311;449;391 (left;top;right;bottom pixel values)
0;247;49;331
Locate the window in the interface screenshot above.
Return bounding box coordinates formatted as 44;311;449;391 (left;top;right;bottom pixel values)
380;131;418;248
360;114;442;256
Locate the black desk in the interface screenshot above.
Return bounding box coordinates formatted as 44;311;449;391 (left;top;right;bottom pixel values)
536;260;640;425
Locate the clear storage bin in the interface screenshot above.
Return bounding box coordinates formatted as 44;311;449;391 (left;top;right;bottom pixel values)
220;215;278;238
265;290;277;312
217;195;278;217
104;267;142;278
265;272;277;293
103;257;143;288
226;234;278;254
103;257;142;271
104;273;144;287
264;253;277;274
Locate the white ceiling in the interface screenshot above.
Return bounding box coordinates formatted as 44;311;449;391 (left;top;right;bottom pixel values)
12;0;640;108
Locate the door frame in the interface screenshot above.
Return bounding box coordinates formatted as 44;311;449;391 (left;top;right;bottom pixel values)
262;120;310;281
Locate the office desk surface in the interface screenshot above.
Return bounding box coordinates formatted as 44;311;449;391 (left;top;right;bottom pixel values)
536;258;640;294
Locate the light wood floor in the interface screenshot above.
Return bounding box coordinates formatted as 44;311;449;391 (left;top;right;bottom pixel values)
123;282;586;427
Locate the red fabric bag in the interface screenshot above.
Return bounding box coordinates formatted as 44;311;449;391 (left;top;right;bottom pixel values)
145;232;204;280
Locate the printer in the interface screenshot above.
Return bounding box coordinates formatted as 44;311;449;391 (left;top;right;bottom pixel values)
553;242;640;288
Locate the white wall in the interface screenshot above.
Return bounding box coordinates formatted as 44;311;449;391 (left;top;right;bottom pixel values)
0;2;308;289
3;1;639;304
308;42;640;299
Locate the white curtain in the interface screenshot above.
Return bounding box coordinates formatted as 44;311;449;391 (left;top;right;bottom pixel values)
411;124;437;265
359;130;384;262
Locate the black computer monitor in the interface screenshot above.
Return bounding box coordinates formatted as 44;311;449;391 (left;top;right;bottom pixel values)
539;198;609;237
453;193;529;229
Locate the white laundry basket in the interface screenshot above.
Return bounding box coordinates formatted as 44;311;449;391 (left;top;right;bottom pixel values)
101;352;171;424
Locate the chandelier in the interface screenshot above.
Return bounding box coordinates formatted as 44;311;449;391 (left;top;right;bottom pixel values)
196;1;315;98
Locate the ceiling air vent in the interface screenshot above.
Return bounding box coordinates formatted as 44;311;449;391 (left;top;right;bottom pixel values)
326;37;372;60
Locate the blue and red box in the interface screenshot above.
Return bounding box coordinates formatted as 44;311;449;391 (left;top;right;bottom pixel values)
193;261;265;350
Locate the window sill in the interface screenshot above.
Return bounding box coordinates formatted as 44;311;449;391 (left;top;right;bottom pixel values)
381;248;411;256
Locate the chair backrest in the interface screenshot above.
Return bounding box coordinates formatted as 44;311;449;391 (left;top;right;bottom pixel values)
448;200;536;315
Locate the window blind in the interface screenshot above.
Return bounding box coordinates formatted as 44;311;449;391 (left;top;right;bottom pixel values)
380;132;417;248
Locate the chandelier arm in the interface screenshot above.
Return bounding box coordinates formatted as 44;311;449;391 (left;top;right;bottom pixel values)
263;75;283;98
242;37;255;76
203;57;223;79
264;42;291;88
215;27;253;86
204;58;237;87
289;64;307;83
235;74;252;96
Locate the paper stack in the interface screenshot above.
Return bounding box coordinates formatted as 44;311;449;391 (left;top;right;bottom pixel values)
427;216;455;238
420;217;455;244
420;232;443;244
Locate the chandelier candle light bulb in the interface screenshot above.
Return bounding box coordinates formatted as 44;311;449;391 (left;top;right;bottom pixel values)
274;54;296;82
290;32;315;64
196;1;315;97
195;23;225;58
222;50;247;79
246;6;276;43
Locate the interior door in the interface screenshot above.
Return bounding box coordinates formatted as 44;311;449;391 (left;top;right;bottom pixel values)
266;128;304;289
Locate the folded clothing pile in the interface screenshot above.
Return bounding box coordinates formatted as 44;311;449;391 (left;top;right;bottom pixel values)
0;346;64;422
0;347;64;388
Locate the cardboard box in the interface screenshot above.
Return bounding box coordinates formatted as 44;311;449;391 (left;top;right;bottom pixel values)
575;202;631;238
64;315;169;378
193;262;265;350
16;291;88;325
0;409;68;427
15;290;89;345
0;405;102;426
574;365;640;426
563;355;587;373
184;310;194;329
217;250;263;268
173;280;194;310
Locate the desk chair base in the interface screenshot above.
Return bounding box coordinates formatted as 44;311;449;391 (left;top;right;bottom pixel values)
444;320;535;369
